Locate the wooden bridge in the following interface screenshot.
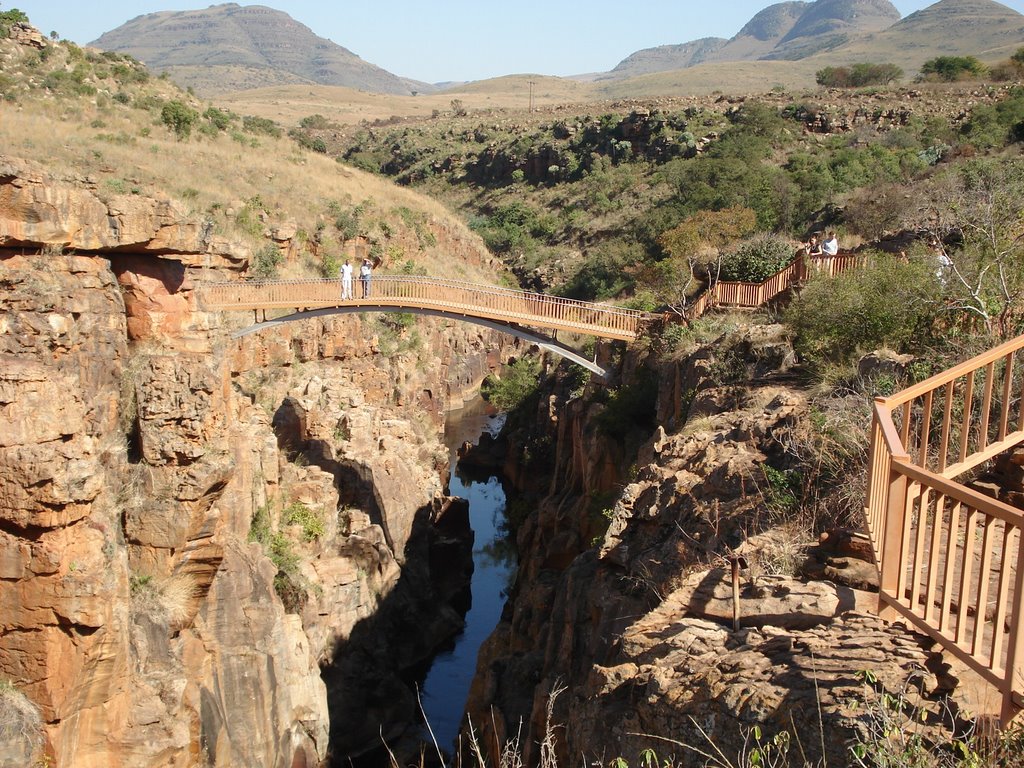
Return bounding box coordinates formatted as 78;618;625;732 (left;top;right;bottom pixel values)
197;275;651;376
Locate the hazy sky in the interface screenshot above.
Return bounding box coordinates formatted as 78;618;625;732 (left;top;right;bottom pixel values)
14;1;1024;83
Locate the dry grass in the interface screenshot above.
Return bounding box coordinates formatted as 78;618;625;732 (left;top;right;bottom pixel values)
129;571;198;625
0;680;43;764
216;74;594;128
0;60;500;285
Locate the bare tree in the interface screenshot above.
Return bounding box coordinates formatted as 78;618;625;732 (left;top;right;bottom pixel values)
918;157;1024;338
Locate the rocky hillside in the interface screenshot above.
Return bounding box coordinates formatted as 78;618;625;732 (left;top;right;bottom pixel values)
90;2;431;96
460;324;988;766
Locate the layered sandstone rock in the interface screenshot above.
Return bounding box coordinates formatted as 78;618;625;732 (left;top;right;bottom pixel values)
465;325;967;766
0;162;509;767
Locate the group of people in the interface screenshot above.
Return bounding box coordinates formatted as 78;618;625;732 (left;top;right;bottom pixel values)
339;258;373;300
804;231;839;258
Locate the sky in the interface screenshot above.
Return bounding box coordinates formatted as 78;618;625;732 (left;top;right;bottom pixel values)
12;0;1024;83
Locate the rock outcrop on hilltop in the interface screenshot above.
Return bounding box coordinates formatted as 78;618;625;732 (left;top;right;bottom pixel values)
0;158;509;767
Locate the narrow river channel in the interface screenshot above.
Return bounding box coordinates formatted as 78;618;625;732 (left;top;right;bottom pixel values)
418;399;514;755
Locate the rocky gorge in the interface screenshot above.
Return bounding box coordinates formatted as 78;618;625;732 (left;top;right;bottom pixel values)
0;155;1002;767
0;157;516;767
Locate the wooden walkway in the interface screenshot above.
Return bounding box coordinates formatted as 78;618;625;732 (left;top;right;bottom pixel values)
866;333;1024;724
686;253;864;318
197;275;649;342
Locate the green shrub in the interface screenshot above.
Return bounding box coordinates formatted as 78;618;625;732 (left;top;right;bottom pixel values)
816;63;902;88
248;505;307;612
0;8;28;38
482;357;542;411
250;244;283;278
784;253;941;368
161;100;198;140
595;370;658;440
282;501;325;541
719;233;795;282
243;115;281;138
203;106;233;131
920;56;987;82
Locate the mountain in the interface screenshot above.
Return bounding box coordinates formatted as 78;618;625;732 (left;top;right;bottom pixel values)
830;0;1024;65
604;0;916;79
703;2;811;62
602;38;727;79
90;3;430;96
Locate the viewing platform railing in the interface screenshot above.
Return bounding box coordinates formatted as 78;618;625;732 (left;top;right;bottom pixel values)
865;334;1024;723
685;253;865;319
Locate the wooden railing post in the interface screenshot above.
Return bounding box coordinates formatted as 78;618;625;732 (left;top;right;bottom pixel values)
1003;529;1024;723
877;461;909;620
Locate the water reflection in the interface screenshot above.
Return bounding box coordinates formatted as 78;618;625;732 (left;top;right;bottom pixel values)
417;402;515;755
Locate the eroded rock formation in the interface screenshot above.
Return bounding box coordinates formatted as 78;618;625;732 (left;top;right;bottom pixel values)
0;160;508;767
464;325;967;766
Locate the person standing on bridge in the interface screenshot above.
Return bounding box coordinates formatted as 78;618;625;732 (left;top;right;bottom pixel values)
360;258;372;299
340;259;354;300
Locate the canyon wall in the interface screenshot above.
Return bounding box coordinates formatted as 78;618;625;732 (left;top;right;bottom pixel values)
0;158;508;767
464;327;967;766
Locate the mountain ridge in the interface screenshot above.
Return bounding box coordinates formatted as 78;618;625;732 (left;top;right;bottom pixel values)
88;0;1024;97
90;3;432;96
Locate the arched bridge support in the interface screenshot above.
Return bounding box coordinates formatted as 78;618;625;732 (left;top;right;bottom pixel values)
230;305;609;377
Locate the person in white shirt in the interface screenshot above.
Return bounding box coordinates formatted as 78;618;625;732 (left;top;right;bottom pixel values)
822;231;839;256
359;258;372;298
340;259;353;300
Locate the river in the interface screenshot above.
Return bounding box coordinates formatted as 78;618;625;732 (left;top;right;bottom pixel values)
417;398;514;756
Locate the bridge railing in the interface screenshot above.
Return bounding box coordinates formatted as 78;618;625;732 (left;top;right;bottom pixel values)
197;275;649;341
866;333;1024;723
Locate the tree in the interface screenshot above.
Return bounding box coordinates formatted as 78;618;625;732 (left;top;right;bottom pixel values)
161;100;198;140
646;206;758;316
920;56;986;82
918;158;1024;338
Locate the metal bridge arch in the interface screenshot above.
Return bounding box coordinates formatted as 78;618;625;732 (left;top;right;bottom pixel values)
230;305;609;376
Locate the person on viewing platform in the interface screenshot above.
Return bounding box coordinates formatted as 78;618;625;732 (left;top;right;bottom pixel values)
822;231;839;256
805;234;823;258
340;259;353;300
360;258;372;298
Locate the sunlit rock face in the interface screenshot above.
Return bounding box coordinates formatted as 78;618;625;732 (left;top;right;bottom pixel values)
0;160;510;767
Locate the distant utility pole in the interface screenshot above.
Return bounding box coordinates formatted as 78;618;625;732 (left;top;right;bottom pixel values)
527;80;535;112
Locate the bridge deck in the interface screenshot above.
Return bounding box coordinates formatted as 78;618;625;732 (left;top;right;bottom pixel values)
198;275;649;341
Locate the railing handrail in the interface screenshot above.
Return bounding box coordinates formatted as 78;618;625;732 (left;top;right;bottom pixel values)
879;334;1024;409
684;251;862;318
866;333;1024;724
873;398;911;462
198;275;648;321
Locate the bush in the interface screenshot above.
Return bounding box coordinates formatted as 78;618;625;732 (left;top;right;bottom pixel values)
282;501;325;541
243;114;281;138
595;370;658;440
0;8;28;38
784;253;941;368
920;56;987;82
203;106;233;132
482;357;542;411
161;100;198;140
719;233;796;282
250;244;283;278
816;63;902;88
